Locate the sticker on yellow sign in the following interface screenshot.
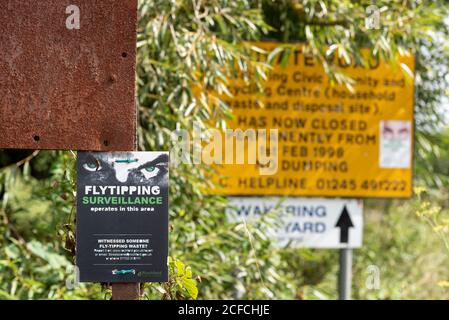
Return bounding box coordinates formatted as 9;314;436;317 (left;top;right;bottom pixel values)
211;42;415;198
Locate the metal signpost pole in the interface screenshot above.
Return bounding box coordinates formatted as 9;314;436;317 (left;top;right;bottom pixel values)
338;248;352;300
336;205;354;300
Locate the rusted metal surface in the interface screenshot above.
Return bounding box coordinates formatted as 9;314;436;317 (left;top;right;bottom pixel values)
112;283;141;300
0;1;137;151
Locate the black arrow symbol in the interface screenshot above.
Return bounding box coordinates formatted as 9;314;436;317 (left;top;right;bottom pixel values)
335;205;354;243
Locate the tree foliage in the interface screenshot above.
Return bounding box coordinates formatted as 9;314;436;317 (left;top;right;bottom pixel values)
0;0;448;300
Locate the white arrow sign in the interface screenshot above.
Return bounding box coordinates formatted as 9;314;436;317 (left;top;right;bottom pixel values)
226;197;363;249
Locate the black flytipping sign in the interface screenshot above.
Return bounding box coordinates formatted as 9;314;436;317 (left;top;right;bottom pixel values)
76;151;169;283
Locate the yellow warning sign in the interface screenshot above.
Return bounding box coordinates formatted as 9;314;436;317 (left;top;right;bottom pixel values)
211;42;415;198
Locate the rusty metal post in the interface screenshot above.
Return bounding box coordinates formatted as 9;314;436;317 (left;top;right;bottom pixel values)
112;283;141;300
111;95;140;300
0;1;138;151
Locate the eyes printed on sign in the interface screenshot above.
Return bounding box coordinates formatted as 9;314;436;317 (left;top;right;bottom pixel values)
382;122;410;139
135;155;168;180
82;154;168;182
141;165;160;179
83;157;101;172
